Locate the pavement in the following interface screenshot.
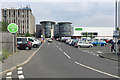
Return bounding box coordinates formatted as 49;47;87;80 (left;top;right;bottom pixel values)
0;42;44;76
99;52;120;62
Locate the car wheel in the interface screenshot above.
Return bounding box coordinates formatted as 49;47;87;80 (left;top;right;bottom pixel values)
25;47;30;50
79;46;81;48
103;44;106;46
93;44;96;46
33;44;37;48
76;46;78;48
89;45;92;48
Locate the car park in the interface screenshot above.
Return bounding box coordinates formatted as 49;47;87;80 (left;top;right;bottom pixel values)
17;41;32;50
75;41;93;48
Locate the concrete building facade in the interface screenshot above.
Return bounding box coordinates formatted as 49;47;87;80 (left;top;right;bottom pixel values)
40;21;55;38
1;5;35;35
36;24;43;38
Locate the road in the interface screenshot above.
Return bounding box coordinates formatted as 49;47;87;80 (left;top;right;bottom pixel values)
2;40;119;79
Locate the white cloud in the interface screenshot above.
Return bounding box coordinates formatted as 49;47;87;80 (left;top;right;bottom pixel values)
73;14;114;27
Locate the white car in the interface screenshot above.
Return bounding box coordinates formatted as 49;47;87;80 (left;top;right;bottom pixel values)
17;37;40;48
75;41;93;48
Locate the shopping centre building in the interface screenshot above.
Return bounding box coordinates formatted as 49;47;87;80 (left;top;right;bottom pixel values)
72;27;115;39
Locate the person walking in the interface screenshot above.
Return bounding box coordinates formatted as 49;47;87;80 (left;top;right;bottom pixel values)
111;40;116;52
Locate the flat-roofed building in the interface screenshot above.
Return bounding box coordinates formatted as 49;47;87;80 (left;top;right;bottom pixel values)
1;5;35;35
58;22;72;38
40;21;55;38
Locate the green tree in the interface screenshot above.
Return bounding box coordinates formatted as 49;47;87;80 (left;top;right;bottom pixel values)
0;22;9;31
25;31;33;37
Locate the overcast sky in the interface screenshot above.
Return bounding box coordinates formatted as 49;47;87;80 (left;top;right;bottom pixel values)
0;0;120;27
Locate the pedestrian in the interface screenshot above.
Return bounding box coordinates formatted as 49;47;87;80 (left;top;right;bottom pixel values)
111;40;116;52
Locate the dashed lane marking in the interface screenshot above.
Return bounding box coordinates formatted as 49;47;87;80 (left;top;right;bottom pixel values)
97;51;102;53
63;52;71;59
18;75;24;79
59;48;62;51
74;61;120;79
96;54;99;56
18;67;22;70
18;71;23;75
6;72;12;76
6;76;12;79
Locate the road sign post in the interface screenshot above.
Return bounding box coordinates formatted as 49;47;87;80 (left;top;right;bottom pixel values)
7;23;18;65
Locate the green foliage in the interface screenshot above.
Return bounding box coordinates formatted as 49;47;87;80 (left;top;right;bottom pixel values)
90;34;93;39
0;21;9;31
83;32;88;37
0;49;12;61
25;31;33;37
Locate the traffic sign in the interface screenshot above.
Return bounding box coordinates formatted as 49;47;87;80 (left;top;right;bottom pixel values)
113;31;119;38
7;23;18;33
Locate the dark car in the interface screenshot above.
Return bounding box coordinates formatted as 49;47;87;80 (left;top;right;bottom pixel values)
17;41;32;50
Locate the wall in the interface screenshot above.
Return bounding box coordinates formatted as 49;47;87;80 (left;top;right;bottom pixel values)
0;32;17;54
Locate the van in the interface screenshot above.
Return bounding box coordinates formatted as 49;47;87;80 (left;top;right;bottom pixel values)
17;37;40;48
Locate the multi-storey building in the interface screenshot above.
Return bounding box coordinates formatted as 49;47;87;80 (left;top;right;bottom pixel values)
1;5;35;35
40;21;55;38
58;22;72;37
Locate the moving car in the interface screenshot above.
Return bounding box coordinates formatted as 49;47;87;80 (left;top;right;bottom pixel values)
75;41;93;48
48;39;53;43
17;41;32;50
92;40;107;46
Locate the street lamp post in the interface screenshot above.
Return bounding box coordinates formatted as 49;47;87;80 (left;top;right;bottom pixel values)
115;0;118;54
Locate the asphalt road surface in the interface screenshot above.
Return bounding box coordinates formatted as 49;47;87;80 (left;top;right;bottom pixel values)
2;41;119;80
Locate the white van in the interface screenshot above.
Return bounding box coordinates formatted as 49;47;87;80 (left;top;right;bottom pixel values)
17;37;40;48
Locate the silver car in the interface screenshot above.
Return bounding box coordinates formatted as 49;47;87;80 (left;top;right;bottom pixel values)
75;41;93;48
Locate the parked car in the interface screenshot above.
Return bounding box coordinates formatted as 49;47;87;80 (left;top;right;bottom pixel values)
66;39;71;44
92;40;107;46
71;39;79;46
17;37;40;48
17;41;32;50
68;39;73;45
75;41;93;48
48;39;53;43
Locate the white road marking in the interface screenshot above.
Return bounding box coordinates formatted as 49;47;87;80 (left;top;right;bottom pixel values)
6;76;12;79
97;51;102;53
93;53;95;55
18;71;23;74
74;61;120;79
63;52;71;59
57;46;58;48
96;54;99;56
87;52;90;53
59;43;60;45
18;75;24;79
18;67;22;70
116;67;120;68
59;48;62;51
6;72;12;76
48;43;50;44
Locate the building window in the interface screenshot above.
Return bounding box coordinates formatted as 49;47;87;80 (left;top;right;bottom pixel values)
18;10;20;16
9;10;11;15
